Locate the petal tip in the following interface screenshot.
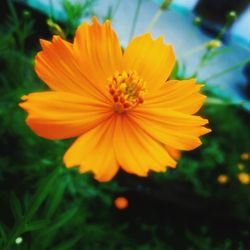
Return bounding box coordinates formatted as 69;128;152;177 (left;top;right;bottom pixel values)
21;95;28;101
92;16;99;24
94;174;114;182
39;39;51;50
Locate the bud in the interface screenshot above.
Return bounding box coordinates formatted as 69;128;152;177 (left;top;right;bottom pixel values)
160;0;172;11
15;237;23;245
227;11;237;21
237;163;245;170
205;39;222;49
47;18;65;38
193;16;201;26
23;10;31;18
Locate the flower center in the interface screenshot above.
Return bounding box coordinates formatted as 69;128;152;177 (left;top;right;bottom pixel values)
107;70;146;114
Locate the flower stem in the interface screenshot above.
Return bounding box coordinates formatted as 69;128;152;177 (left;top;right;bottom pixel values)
48;0;55;20
111;0;122;20
194;11;237;77
203;59;250;82
146;9;163;32
205;97;250;107
182;42;208;58
129;0;142;41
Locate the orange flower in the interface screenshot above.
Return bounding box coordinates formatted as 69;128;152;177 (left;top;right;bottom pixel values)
238;173;250;184
20;17;211;182
241;153;250;161
114;196;129;210
217;175;228;184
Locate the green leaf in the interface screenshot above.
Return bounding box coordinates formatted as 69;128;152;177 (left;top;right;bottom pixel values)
44;207;78;235
9;192;22;220
26;168;61;222
3;168;61;250
53;235;82;250
170;61;179;79
24;220;49;232
0;222;8;246
45;179;67;219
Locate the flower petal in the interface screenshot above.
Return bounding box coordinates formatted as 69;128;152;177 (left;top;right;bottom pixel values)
123;34;175;90
145;79;206;114
64;117;118;182
130;107;211;151
165;146;181;161
20;91;112;140
36;36;109;102
113;115;176;176
73;17;123;93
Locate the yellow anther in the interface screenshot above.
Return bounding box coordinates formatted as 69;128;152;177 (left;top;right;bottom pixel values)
119;83;127;91
107;70;146;114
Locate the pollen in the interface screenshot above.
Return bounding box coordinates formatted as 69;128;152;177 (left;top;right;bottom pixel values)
107;70;146;114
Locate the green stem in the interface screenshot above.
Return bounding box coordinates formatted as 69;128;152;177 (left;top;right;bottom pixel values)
4;168;61;250
146;9;163;32
182;42;207;58
215;14;235;41
203;59;250;82
194;12;237;77
48;0;55;20
194;47;212;76
129;0;142;41
111;0;122;20
7;0;18;22
205;97;250;107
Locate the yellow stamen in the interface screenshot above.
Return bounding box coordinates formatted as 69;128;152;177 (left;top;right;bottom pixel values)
107;70;146;114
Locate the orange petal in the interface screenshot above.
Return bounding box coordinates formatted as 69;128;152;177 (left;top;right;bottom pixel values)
123;34;175;91
113;115;176;176
130;107;211;151
19;91;112;140
36;36;109;103
145;79;206;114
73;17;123;94
165;146;181;161
64;117;118;182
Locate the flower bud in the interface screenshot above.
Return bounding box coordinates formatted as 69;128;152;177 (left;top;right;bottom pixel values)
205;39;222;49
160;0;172;10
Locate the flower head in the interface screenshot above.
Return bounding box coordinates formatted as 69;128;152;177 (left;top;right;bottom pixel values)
20;17;211;181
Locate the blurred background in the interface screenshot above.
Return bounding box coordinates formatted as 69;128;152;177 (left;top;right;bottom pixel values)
0;0;250;249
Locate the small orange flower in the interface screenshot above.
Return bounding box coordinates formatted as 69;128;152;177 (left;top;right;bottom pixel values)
241;153;250;161
20;17;211;181
217;175;228;184
114;196;128;210
238;173;250;184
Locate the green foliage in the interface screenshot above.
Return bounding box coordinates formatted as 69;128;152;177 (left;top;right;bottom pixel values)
62;0;97;37
0;1;35;90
